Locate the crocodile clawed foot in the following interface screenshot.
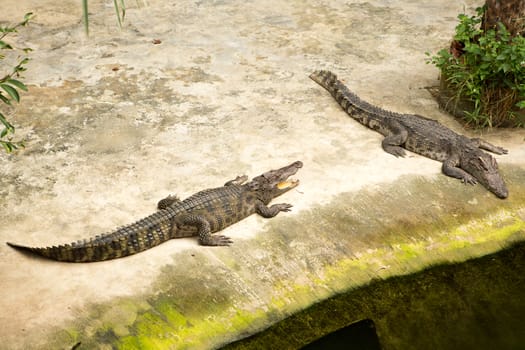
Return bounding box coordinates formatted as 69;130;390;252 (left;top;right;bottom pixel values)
201;235;233;246
487;145;508;155
384;146;406;158
212;235;234;246
462;175;477;185
157;195;181;210
276;203;293;212
394;149;406;157
497;147;509;155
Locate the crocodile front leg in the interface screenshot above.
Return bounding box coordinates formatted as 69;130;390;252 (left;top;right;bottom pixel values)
471;138;508;155
180;215;234;246
442;154;477;185
255;202;293;218
224;175;249;186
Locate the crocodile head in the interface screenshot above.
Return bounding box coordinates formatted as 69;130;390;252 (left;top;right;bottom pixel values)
247;161;302;203
461;148;508;199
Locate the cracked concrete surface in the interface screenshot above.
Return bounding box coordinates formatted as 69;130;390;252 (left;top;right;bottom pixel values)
0;0;524;348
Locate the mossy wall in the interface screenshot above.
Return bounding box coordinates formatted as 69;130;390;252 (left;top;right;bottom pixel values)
34;165;525;350
224;241;525;349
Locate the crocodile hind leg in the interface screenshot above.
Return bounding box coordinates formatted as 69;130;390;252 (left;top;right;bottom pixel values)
224;175;249;186
157;195;181;210
442;153;477;185
255;202;293;218
471;138;508;155
180;215;233;246
381;120;409;157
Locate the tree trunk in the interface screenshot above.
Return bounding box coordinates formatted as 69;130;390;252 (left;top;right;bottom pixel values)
482;0;525;37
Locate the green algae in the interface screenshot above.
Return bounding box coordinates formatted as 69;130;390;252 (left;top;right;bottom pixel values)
113;302;271;350
300;208;524;296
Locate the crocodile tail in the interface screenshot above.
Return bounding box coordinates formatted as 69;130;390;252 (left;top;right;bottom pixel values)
6;209;177;263
309;70;341;96
309;70;400;126
6;241;99;262
6;237;141;262
309;70;362;108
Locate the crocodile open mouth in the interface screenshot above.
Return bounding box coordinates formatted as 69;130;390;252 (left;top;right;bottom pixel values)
277;179;300;190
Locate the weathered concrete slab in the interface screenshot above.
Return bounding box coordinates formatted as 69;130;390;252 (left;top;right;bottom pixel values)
0;0;524;349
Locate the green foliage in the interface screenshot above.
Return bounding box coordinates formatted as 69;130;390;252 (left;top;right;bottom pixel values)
0;13;33;153
426;7;525;128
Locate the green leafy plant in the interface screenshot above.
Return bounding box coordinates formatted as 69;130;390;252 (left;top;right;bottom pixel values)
0;12;32;153
426;6;525;128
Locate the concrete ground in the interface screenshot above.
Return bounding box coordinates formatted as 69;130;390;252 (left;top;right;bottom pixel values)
0;0;524;349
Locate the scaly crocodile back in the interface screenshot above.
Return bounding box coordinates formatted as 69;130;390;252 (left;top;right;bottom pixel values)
7;185;252;263
168;185;256;234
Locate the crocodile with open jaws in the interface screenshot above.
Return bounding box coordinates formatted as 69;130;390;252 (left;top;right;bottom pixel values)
310;70;508;199
7;161;302;262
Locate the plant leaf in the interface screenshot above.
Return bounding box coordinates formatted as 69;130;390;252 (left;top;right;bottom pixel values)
0;139;22;153
18;57;30;65
7;79;28;91
120;0;126;21
0;93;11;104
113;0;123;28
0;83;19;102
82;0;89;35
23;12;34;22
0;112;14;131
0;40;13;49
1;141;14;153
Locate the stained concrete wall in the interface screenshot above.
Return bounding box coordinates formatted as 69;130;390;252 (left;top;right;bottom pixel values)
0;0;524;349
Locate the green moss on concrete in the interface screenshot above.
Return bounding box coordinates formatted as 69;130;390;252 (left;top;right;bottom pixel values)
154;297;191;329
98;300;143;337
224;241;525;350
304;209;524;296
112;301;271;350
